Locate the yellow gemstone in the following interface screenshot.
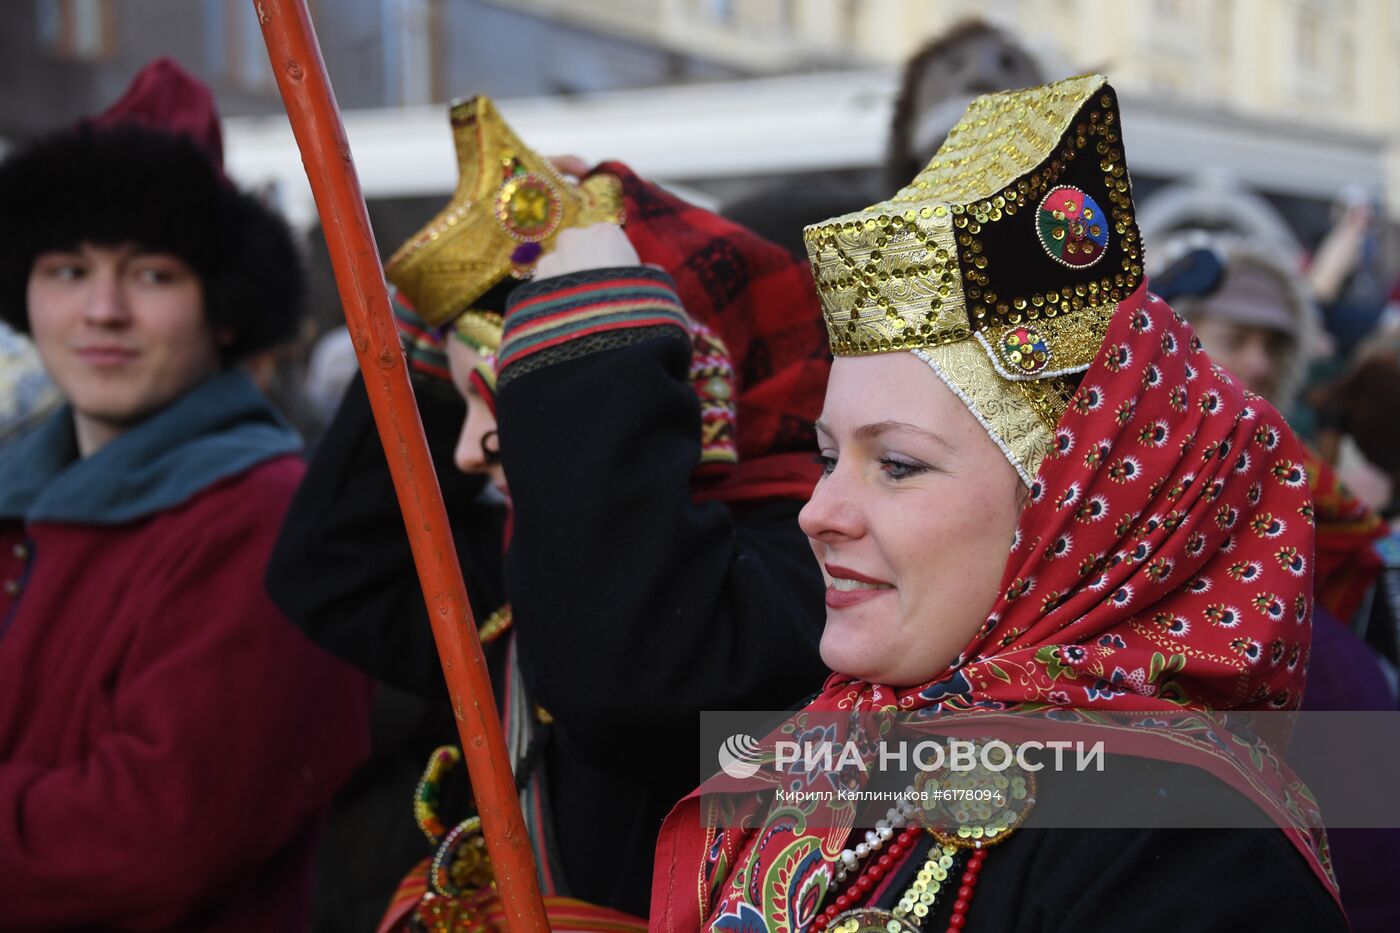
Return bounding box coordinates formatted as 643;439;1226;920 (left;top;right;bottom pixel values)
510;186;551;227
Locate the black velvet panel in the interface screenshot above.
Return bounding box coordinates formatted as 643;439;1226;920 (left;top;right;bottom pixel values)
960;85;1144;334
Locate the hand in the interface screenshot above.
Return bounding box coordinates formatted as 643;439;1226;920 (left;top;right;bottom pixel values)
535;223;640;280
549;154;590;178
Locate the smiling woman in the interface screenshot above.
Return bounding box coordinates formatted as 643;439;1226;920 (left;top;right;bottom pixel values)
651;75;1348;933
804;353;1023;685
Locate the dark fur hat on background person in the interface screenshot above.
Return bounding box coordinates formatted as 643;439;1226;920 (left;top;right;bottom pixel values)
0;58;303;364
886;19;1043;190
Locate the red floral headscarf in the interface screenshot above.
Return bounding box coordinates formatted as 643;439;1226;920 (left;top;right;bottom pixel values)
650;285;1340;930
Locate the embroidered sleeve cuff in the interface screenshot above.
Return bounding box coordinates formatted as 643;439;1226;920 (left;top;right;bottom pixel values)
497;266;690;387
392;293;453;386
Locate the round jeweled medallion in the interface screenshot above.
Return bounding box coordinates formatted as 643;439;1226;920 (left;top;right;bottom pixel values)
1036;185;1108;268
913;741;1037;849
1000;326;1051;374
495;173;563;243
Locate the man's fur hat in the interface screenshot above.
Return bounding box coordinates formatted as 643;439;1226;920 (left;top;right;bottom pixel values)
0;58;303;362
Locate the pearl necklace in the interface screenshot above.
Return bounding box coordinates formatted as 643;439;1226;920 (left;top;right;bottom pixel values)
834;796;916;882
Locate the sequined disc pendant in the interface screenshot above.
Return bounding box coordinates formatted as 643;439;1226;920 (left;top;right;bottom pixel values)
827;907;921;933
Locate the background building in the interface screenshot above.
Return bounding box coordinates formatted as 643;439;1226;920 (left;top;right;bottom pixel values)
1;0;1396;328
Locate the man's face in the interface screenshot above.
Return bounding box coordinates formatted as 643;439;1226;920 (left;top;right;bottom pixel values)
1191;315;1293;402
27;242;222;455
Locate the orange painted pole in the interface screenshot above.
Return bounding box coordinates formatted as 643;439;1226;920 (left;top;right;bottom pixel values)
252;2;550;929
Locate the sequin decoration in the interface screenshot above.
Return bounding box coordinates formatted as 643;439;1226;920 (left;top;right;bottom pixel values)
429;816;493;897
1001;326;1051;374
1036;185;1109;268
914;743;1037;849
828;907;921;933
802;74;1142;360
385;95;625;327
893;841;961;924
495;172;563;243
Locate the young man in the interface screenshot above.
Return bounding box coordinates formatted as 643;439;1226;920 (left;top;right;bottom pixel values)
0;58;368;930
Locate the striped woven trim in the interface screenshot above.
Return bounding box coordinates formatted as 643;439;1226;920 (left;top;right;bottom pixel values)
377;861;646;933
392;294;452;383
392;298;434;341
498;268;688;378
469;361;497;414
410;353;451;384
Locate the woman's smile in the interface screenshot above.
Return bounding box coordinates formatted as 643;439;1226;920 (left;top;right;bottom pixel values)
823;564;895;608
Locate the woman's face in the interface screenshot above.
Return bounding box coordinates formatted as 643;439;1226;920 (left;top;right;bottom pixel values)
800;353;1024;686
444;337;506;490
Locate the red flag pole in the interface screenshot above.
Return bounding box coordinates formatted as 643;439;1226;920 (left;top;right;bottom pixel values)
252;3;549;929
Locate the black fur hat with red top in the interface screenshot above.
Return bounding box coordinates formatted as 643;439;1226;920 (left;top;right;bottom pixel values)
0;57;303;362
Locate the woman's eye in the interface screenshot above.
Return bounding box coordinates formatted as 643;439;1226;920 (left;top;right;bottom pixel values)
877;456;927;480
815;453;837;475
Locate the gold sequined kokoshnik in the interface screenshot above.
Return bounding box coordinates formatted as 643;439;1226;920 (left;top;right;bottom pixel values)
802;74;1145;481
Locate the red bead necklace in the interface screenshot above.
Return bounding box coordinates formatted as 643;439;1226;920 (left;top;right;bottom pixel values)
812;829;989;932
811;825;921;930
944;846;986;931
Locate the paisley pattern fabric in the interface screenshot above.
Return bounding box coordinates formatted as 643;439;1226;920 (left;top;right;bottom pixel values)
650;287;1341;931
